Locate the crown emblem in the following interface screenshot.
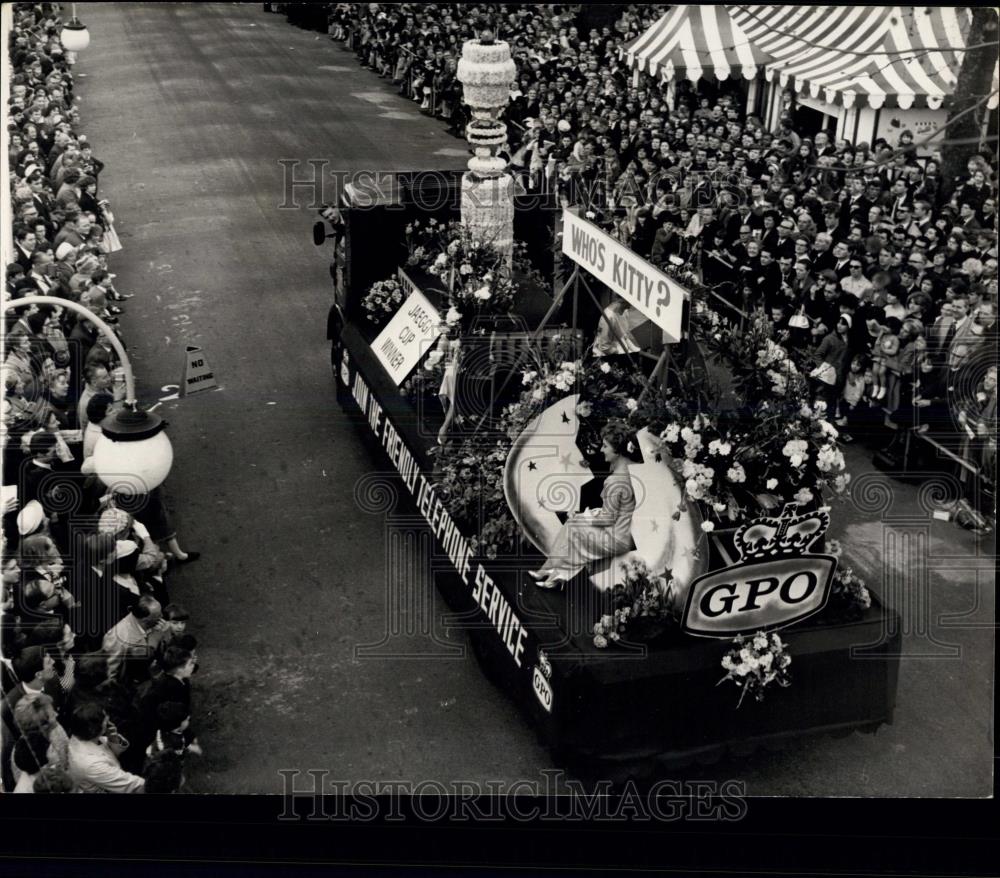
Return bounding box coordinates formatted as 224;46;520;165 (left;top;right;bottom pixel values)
734;503;830;560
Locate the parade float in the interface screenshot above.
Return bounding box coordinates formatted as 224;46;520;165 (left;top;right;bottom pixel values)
317;23;900;776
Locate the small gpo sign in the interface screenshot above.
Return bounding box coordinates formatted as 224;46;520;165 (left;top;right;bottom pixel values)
682;504;838;638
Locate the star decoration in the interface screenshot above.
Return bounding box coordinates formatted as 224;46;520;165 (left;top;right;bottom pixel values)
559;453;573;471
650;520;660;532
527;460;537;471
561;411;570;424
654;453;662;463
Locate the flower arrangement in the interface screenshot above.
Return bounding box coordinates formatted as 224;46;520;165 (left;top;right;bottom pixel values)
432;436;517;560
718;631;792;707
592;560;678;648
404;218;516;318
361;277;406;325
824;554;873;622
648;306;850;525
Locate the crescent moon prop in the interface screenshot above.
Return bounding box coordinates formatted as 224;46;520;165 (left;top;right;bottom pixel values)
504;399;706;609
503;394;594;555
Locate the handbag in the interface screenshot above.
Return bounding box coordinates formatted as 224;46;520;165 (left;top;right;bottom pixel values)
102;222;123;253
810;362;837;386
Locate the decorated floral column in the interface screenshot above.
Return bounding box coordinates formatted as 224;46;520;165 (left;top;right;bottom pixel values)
456;20;516;266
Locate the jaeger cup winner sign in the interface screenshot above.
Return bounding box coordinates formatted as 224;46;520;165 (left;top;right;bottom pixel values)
561;209;686;343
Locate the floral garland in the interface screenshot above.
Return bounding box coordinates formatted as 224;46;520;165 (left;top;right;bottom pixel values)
718;631;792;707
592;559;678;648
361;277;405;326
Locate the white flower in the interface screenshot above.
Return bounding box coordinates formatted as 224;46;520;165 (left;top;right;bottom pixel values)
428;218;437;226
780;654;791;668
735;663;751;677
434;252;448;266
473;285;491;301
531;388;546;402
661;424;680;443
522;370;537;386
625;397;638;412
575;401;592;418
816;445;845;473
818;419;839;439
600;615;613;629
726;464;746;483
753;634;768;650
593;634;608;648
447;240;460;255
759;652;774;669
713;502;727;513
789;454;802;467
424;350;443;369
701;521;715;533
599;362;611;373
708;439;732;456
766;478;779;490
593;622;603;635
685;478;700;496
721;655;735;671
770;633;783;648
608;631;620;642
459;263;473;276
794;487;814;505
445;306;462;326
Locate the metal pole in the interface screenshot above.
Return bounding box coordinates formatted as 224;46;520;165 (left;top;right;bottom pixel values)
3;295;138;405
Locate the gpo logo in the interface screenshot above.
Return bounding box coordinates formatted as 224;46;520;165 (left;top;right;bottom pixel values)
531;666;553;712
682;504;837;638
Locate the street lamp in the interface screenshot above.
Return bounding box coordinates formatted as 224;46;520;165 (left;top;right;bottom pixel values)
60;3;91;54
3;296;172;496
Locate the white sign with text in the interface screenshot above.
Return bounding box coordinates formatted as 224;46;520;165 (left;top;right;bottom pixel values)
371;288;441;384
561;209;686;343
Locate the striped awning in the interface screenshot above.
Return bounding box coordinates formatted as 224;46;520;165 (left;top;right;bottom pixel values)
728;5;1000;111
622;5;772;83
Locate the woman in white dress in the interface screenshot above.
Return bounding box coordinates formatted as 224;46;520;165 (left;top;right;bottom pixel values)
530;423;639;588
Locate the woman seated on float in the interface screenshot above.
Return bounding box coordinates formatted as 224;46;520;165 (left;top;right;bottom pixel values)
530;422;639;589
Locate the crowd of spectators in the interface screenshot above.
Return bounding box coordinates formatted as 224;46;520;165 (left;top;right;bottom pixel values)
309;2;998;520
2;3;201;793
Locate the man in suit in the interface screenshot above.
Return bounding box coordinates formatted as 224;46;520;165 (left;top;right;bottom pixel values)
840;176;871;229
725;201;764;245
958;201;983;234
885;177;913;222
830;239;853;279
12;226;36;272
1;646;60;791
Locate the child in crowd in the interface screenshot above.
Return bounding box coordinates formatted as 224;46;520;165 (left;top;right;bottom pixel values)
837;355;869;442
145;701;202;761
871;316;902;401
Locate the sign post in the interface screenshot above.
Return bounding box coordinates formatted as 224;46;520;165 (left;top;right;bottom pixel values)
182;345;217;395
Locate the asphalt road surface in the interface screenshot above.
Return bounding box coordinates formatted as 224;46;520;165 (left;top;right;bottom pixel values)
74;3;994;796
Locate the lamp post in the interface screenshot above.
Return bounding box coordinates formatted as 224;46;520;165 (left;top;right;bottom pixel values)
59;3;91;60
456;15;517;266
3;296;172;495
